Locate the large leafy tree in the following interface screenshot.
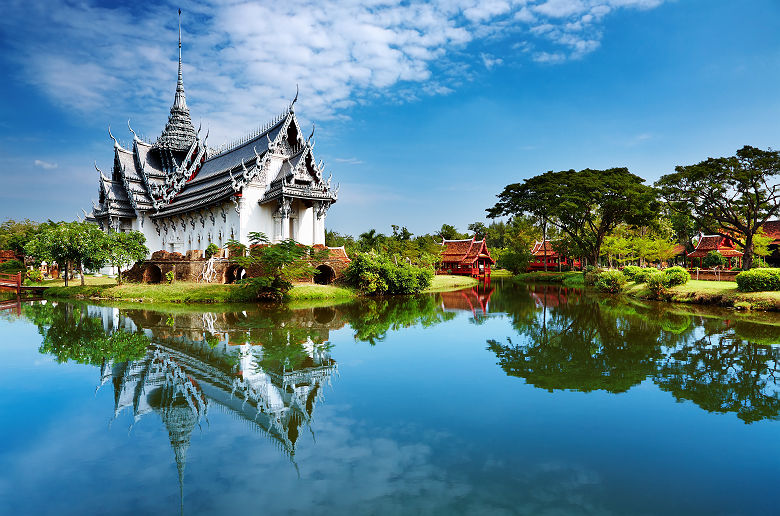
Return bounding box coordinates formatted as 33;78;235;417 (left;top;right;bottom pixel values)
488;168;658;265
107;231;148;284
656;145;780;269
0;218;40;256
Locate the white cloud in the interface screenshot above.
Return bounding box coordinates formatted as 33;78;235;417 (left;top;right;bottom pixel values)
333;157;365;165
33;159;58;170
481;53;505;70
0;0;668;142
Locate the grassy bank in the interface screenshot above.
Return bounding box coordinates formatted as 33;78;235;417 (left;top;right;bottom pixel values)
514;271;780;311
624;279;780;311
514;271;584;287
423;275;479;293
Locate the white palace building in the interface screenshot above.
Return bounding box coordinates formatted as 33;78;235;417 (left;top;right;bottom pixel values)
85;21;338;255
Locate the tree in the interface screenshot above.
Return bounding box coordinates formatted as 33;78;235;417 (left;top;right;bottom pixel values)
391;225;414;241
489;168;658;266
68;222;110;285
435;224;467;241
0;218;40;256
467;222;487;240
703;250;727;269
25;222;111;286
107;231;148;284
656;145;780;269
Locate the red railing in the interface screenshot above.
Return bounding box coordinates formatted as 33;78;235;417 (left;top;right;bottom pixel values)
0;272;22;295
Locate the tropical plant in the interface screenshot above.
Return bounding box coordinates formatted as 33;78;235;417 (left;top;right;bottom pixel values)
595;270;627;293
343;251;433;295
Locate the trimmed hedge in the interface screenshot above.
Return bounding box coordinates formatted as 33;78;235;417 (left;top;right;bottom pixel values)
622;265;643;280
662;266;690;287
595;270;626;293
736;268;780;292
633;268;655;284
647;271;667;297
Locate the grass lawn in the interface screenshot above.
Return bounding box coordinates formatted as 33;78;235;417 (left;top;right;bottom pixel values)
287;284;357;301
625;279;780;311
423;275;479;292
515;271;584;287
32;275;117;287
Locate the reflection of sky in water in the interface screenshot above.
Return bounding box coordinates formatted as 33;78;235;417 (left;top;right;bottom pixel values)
1;284;780;515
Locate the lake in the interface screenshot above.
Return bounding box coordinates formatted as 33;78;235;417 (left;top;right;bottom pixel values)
1;280;779;515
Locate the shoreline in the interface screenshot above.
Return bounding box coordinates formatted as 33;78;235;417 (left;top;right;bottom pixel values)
28;274;484;305
515;272;780;311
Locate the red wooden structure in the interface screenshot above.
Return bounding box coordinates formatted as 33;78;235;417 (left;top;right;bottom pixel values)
762;220;780;267
0;272;22;295
438;238;495;277
686;234;743;269
527;240;581;271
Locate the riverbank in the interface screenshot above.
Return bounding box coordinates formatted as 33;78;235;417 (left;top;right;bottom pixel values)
625;279;780;311
515;271;780;311
38;274;480;304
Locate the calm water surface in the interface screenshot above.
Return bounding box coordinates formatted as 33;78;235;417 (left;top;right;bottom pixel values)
1;280;779;515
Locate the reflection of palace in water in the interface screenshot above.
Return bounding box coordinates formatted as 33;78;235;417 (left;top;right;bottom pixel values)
437;281;495;316
86;306;341;494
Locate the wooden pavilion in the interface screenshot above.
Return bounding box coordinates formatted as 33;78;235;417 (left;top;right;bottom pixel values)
687;234;743;269
527;240;581;271
438;237;495;277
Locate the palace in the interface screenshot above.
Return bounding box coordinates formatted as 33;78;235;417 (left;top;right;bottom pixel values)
85;20;338;255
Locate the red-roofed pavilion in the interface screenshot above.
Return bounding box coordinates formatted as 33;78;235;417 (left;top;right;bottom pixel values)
687;234;743;269
528;240;581;271
438;238;495;277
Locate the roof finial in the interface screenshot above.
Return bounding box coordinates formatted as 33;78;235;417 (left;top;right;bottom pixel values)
108;126;119;148
127;119;139;142
173;8;187;110
290;84;299;111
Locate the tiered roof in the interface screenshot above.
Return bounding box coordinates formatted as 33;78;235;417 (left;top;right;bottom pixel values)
530;240;558;258
687;234;743;258
762;220;780;245
440;237;495;265
86;23;337;225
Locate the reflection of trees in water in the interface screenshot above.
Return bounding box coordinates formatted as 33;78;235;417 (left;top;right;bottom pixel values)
339;295;455;345
657;330;780;423
487;283;780;422
24;302;149;365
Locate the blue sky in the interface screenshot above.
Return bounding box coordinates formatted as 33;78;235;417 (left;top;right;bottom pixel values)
1;0;779;237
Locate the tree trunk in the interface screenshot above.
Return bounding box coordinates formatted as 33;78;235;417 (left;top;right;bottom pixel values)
80;262;85;286
743;234;754;269
542;222;548;273
64;261;69;287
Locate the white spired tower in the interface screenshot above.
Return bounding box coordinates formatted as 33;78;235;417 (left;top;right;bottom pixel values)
85;12;339;255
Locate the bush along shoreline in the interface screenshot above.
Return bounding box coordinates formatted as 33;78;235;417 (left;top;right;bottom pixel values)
515;267;780;311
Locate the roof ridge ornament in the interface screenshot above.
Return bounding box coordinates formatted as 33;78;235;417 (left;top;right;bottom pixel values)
289;84;299;112
108;126;120;149
127;119;139;142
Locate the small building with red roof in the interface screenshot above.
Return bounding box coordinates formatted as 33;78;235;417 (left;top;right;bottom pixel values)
438;237;495;277
687;233;743;269
760;220;780;266
528;240;581;271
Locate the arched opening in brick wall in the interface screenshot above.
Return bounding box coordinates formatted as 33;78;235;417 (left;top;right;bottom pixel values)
313;264;336;285
225;265;246;284
143;264;162;284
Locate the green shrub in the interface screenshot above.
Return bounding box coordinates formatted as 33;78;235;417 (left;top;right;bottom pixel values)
633;268;654;284
662;266;690;287
595;270;626;293
343;252;433;295
165;271;175;284
583;266;601;286
647;271;667;298
26;269;43;283
0;259;24;273
205;243;219;258
703;251;727;269
736;268;780;292
622;265;643;280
